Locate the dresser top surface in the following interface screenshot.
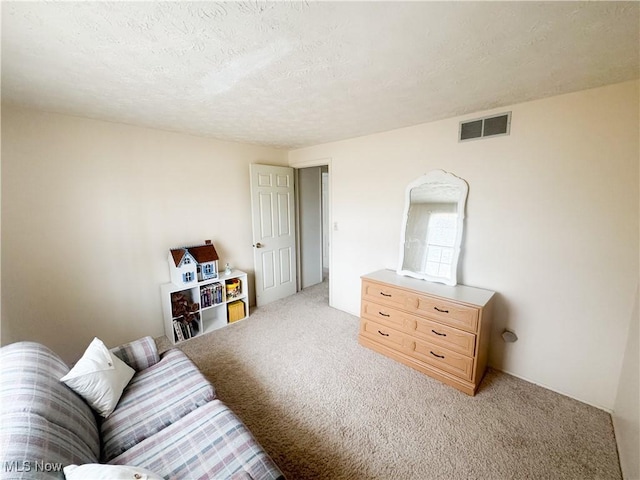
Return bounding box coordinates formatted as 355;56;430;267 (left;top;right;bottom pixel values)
362;269;495;307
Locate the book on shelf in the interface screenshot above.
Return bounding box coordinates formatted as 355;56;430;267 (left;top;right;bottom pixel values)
173;316;200;342
200;285;211;308
180;321;190;340
190;321;199;337
173;319;185;342
200;283;224;308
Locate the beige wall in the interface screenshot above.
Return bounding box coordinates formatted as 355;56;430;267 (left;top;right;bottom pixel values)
2;81;638;412
289;80;639;411
1;106;287;363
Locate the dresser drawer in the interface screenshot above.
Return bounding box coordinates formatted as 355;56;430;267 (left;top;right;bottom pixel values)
409;339;474;381
408;294;479;333
360;319;406;350
412;318;476;357
361;300;410;331
362;280;410;310
363;300;476;356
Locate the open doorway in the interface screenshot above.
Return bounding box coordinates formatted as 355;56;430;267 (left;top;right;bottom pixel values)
296;165;330;299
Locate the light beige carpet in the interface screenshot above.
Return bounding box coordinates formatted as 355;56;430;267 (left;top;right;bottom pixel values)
157;281;621;480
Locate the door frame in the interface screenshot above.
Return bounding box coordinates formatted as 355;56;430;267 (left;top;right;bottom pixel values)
290;157;333;307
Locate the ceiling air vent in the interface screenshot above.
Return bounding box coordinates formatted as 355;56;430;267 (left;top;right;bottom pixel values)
459;112;511;142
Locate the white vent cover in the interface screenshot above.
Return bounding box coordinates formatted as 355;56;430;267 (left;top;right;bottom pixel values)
459;112;511;142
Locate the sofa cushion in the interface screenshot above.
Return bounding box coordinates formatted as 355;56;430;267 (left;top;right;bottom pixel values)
110;336;160;372
109;399;284;480
100;348;216;462
0;342;100;479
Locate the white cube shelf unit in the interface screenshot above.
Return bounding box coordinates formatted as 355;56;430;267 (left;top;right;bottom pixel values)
161;270;249;345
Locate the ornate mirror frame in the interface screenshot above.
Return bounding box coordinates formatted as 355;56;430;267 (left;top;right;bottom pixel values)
397;169;469;286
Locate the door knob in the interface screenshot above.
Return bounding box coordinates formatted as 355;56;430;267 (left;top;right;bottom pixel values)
254;242;263;248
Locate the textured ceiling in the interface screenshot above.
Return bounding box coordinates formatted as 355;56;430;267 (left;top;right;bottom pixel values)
2;1;638;149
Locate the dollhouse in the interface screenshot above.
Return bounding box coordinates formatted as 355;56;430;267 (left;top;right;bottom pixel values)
168;240;219;286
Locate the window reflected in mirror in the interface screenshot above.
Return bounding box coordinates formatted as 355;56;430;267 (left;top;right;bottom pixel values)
425;211;457;277
398;170;468;286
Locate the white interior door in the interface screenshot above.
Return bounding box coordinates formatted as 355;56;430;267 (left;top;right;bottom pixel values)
250;164;297;307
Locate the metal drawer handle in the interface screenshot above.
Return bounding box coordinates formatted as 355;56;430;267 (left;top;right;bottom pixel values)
378;330;389;337
434;306;449;314
378;311;390;317
431;329;446;336
380;292;392;297
430;351;445;359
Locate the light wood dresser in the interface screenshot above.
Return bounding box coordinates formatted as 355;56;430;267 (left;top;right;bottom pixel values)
359;269;495;395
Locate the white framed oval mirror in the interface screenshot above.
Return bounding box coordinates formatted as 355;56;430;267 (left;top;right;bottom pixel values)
397;169;469;286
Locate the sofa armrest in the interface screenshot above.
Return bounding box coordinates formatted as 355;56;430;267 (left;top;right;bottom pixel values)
110;336;160;372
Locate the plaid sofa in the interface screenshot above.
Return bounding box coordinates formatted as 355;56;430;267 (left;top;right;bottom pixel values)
0;338;284;480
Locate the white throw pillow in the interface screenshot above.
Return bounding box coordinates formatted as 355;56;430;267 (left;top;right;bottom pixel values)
63;464;163;480
60;337;135;417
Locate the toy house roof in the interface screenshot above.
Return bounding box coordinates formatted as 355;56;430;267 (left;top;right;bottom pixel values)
188;244;219;264
169;248;193;267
